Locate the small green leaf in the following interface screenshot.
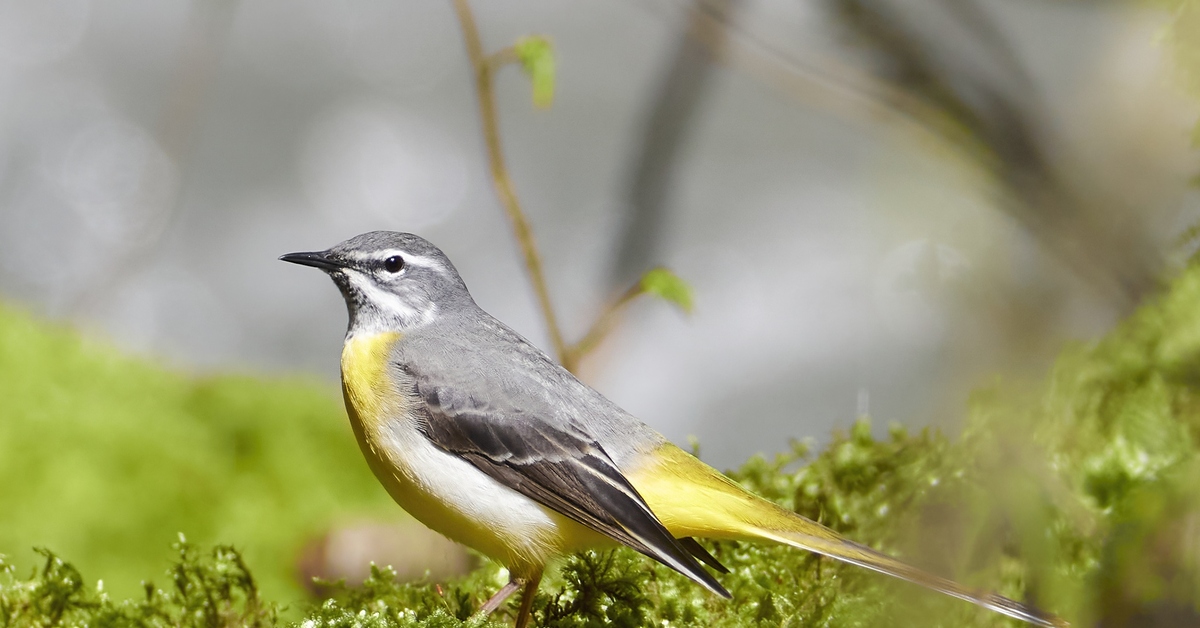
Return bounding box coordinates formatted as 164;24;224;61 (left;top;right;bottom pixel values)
514;35;555;109
640;267;693;314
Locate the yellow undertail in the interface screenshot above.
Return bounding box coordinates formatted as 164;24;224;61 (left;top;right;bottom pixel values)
626;443;1067;628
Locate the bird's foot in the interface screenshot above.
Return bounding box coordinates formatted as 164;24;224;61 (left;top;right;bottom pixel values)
478;578;522;615
475;573;542;628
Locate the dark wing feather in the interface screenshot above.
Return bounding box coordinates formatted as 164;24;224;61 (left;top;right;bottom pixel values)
678;537;730;574
406;365;729;597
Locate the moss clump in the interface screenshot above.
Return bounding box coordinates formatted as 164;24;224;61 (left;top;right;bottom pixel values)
0;304;399;604
0;539;275;628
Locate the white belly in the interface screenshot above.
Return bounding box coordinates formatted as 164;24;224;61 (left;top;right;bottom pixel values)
361;408;570;574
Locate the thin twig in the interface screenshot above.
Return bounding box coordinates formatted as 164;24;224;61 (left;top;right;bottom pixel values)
563;282;647;373
487;47;520;71
451;0;568;363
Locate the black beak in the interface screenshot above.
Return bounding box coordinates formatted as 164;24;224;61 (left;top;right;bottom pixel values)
279;250;345;271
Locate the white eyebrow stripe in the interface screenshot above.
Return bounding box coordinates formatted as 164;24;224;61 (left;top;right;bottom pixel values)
395;252;445;270
343;248;446;272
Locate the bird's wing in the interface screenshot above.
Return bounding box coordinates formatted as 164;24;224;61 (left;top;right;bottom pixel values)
399;360;729;597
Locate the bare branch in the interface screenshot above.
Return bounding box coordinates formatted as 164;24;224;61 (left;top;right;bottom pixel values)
563;281;647;373
450;0;568;363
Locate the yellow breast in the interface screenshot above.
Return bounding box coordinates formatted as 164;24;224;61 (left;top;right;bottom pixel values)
336;330;587;573
341;331;404;429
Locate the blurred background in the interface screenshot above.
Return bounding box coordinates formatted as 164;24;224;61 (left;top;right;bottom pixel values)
1;0;1197;614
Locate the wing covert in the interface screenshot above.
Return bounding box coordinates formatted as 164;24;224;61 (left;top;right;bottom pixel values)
401;362;729;597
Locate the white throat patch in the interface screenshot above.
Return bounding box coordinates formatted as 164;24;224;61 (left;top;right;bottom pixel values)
344;269;438;334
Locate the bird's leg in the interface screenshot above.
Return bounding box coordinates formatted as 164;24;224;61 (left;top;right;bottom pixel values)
513;573;542;628
475;572;543;628
479;578;523;615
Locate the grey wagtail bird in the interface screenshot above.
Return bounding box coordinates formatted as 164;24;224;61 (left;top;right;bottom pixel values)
281;231;1066;628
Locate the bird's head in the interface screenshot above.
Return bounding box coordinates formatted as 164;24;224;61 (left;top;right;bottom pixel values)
280;231;472;334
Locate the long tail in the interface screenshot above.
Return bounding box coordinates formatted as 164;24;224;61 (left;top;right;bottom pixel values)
626;443;1068;628
751;525;1066;627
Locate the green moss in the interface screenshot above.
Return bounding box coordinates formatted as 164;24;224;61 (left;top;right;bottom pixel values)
0;304;399;604
0;539;275;628
5;260;1200;626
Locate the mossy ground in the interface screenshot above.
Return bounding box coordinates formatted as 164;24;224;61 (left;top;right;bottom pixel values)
0;305;400;604
4;262;1200;626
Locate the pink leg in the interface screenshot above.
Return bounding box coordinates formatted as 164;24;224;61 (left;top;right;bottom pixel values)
514;574;543;628
479;578;522;614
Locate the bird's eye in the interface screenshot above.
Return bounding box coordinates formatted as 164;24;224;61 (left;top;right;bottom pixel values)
383;255;405;273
